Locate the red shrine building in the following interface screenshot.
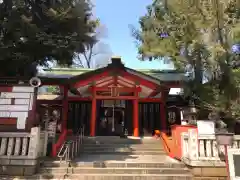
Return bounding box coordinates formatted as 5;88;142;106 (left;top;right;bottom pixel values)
37;57;188;139
0;57;188;157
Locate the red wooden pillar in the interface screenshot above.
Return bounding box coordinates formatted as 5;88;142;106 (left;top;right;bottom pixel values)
133;99;139;137
90;86;96;136
133;86;139;137
62;86;68;131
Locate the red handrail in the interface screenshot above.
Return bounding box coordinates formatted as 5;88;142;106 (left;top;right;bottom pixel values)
160;131;175;159
52;129;67;157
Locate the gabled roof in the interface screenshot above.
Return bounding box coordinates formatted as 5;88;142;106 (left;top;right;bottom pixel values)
39;58;186;85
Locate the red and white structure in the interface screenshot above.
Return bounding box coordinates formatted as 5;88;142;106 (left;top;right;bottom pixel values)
0;86;36;131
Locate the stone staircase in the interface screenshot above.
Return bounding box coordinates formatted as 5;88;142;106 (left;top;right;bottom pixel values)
38;136;192;180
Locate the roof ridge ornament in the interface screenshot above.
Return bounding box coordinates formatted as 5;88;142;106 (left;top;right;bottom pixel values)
109;56;124;68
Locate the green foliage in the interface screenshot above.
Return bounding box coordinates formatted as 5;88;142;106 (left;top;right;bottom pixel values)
46;86;60;94
0;0;98;76
196;69;240;120
134;0;239;67
135;0;240;120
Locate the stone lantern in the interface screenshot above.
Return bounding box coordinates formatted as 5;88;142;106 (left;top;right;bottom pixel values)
184;101;198;125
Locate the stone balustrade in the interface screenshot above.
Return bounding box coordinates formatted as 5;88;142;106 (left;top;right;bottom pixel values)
39;130;48;157
181;129;240;166
0;127;48;176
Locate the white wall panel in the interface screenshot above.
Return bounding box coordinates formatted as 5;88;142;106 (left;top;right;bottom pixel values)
0;92;31;98
0;98;11;105
0;105;29;111
15;99;30;105
0;112;10;117
12;86;34;93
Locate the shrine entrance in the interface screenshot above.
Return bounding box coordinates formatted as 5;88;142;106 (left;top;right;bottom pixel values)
95;99;135;136
67;101;91;135
96;100;124;136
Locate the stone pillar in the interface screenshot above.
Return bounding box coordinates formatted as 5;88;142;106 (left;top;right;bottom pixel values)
188;129;199;161
28;127;41;159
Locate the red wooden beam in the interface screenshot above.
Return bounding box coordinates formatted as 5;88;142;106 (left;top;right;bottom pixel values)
90;87;141;93
95;95;137;100
120;71;158;90
0;87;13;92
96;80;114;87
0;118;17;125
67;96;162;102
95;76;113;86
99;79;136;89
117;76;136;87
96;81;114;89
95;76;113;85
117;80;134;88
74;71;110;88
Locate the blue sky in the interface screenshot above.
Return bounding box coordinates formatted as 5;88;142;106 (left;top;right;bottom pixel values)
93;0;174;70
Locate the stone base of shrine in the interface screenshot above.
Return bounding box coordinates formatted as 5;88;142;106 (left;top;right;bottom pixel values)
0;159;38;176
188;166;227;180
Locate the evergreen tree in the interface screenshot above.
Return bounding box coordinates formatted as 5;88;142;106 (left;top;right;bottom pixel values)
134;0;240;121
0;0;98;76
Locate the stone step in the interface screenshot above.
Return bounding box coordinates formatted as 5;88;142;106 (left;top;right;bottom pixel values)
81;144;164;149
43;161;186;168
38;173;192;180
3;174;192;180
82;137;161;145
40;167;190;175
80;150;165;155
83;141;161;145
83;136;157;139
81;147;165;152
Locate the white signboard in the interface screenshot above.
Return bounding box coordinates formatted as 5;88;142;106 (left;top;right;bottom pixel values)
228;148;240;180
197;120;215;135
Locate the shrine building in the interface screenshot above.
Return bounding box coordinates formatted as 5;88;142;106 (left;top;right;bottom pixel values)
37;57;188;138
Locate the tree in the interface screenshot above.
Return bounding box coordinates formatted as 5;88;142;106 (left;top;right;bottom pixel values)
73;42;112;68
134;0;240;121
0;0;98;76
73;24;113;68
